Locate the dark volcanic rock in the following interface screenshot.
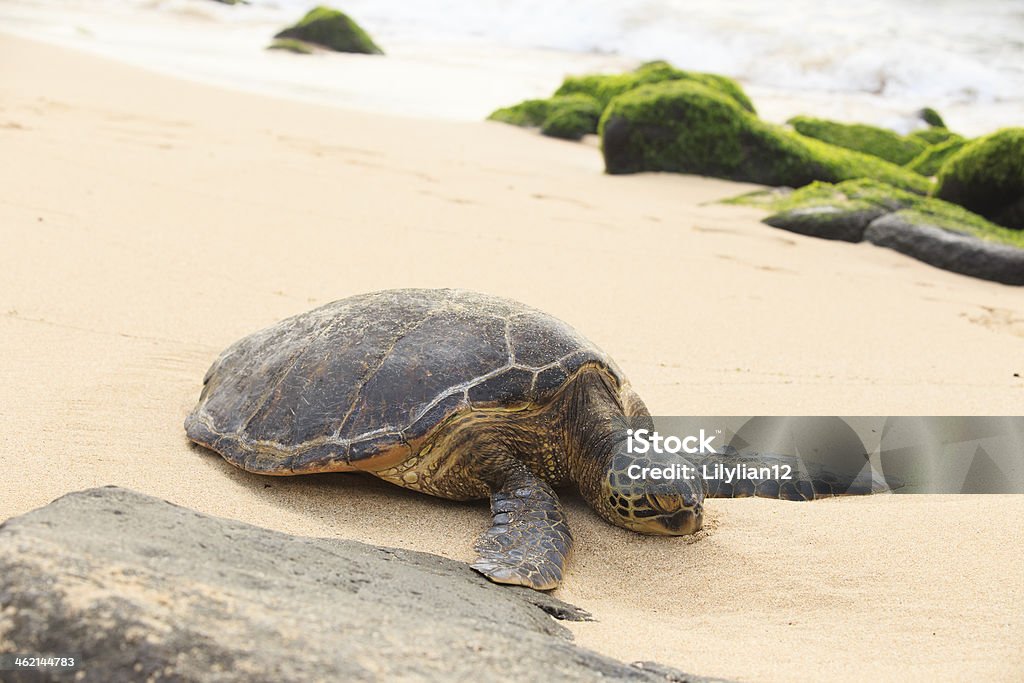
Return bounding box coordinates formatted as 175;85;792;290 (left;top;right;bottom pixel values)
764;205;887;242
754;179;1024;285
864;213;1024;286
0;487;718;683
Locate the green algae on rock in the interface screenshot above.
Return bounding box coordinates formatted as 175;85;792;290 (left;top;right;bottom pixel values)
729;179;1024;284
599;81;930;193
554;60;755;113
935;127;1024;231
539;97;603;140
488;94;603;140
736;180;913;242
908;127;962;146
788;116;928;166
274;6;383;55
488;98;552;128
905;138;968;177
488;61;753;142
752;179;1022;245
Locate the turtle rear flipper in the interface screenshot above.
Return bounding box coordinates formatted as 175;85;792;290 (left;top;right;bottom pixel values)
694;451;893;500
471;464;572;591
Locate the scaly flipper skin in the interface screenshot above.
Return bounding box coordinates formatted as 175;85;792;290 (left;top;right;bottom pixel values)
693;451;890;500
471;463;572;591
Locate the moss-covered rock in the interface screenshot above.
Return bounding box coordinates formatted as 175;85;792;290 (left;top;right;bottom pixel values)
487;62;753;145
539;97;603;140
917;107;946;128
732;179;1024;284
745;179;909;241
274;6;382;55
935;127;1024;231
905;138;968;177
908;127;962;146
746;179;1024;247
487;99;552;128
267;38;317;54
488;94;602;140
788;116;929;165
599;81;931;193
555;61;755;114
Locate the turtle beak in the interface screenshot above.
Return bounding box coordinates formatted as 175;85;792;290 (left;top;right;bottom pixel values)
642;494;703;535
658;505;703;535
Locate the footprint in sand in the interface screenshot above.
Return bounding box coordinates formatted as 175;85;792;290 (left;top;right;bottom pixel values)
530;192;593;209
715;253;796;274
695;224;796;246
963;306;1024;338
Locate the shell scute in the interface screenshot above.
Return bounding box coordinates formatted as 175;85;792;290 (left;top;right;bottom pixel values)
467;367;537;407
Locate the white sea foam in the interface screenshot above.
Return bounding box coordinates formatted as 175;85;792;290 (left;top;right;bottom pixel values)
250;0;1024;103
1;0;1021;132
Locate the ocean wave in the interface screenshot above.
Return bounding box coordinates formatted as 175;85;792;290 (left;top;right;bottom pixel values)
233;0;1024;103
3;0;1020;128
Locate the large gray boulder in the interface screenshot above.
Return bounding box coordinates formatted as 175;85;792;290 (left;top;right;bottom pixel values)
0;487;715;683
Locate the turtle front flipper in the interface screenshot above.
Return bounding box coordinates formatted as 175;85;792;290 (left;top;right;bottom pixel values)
694;451;892;500
471;464;572;591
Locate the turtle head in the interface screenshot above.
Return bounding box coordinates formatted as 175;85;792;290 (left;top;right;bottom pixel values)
598;451;705;535
565;374;704;536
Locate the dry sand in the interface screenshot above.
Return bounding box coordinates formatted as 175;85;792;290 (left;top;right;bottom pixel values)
1;34;1022;682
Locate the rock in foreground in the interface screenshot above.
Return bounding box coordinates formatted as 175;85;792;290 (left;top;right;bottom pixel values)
0;487;715;682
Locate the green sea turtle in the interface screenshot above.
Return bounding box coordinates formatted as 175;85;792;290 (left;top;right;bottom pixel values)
186;289;883;590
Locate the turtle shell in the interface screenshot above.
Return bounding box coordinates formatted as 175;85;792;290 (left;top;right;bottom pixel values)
185;289;621;474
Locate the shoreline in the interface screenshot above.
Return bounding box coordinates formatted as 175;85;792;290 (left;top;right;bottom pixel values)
1;5;1021;135
1;33;1022;682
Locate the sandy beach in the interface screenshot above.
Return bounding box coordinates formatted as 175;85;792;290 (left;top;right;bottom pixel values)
1;33;1022;681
